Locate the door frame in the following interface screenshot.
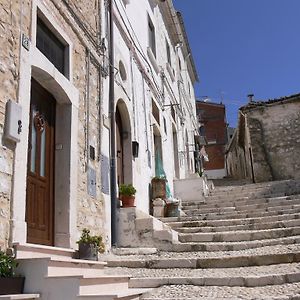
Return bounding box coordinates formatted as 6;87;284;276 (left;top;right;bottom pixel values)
10;68;79;249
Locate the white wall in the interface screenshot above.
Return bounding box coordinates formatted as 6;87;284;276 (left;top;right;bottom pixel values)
105;0;199;213
205;169;227;179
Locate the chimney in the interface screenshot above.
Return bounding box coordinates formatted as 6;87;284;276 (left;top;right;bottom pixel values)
247;94;254;103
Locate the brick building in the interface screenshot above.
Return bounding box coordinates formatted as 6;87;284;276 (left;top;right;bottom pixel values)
196;100;227;179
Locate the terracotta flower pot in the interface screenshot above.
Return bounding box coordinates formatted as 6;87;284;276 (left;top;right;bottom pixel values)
151;178;167;199
121;195;135;207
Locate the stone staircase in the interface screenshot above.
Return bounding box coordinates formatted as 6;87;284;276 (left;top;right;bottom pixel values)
1;243;150;300
101;179;300;299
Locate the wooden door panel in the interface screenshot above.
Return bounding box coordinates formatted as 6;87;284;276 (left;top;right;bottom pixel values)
37;185;47;230
26;179;36;228
26;80;55;246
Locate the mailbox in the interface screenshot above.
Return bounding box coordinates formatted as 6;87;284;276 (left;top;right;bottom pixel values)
4;100;22;143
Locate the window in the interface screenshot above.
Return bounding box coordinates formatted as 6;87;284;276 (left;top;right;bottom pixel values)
36;17;66;76
148;16;156;57
119;60;127;81
178;57;182;71
166;39;171;65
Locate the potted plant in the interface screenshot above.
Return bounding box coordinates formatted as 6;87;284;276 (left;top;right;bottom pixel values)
77;228;105;261
0;250;25;295
119;184;136;207
151;176;167;199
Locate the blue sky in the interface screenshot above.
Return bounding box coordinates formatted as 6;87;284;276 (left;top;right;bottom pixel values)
173;0;300;127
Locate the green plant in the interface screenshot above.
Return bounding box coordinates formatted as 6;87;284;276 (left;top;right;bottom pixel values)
77;229;105;253
119;184;136;196
0;250;18;278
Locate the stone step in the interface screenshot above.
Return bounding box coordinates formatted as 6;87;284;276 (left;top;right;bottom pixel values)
207;183;300;200
104;244;300;269
181;195;300;210
208;183;293;193
209;179;300;193
17;256;147;300
112;248;158;256
203;195;300;207
46;276;149;300
17;257;107;277
205;191;287;202
14;243;75;260
175;218;300;233
140;283;300;300
131;273;300;288
182;199;300;215
194;194;299;206
170;235;300;252
163;212;300;227
0;296;40;300
118;262;300;287
78;276;130;294
183;206;300;219
183;206;237;214
48;258;107;277
178;226;300;243
207;185;300;198
77;288;151;299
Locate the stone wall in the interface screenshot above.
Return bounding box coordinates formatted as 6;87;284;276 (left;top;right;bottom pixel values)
0;0;32;249
247;117;273;182
227;100;300;183
0;0;106;248
248;101;300;182
225;133;251;181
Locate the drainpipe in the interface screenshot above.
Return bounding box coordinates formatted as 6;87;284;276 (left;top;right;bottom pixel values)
108;0;117;247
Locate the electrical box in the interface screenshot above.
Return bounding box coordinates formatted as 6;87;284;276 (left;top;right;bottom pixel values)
4;100;22;143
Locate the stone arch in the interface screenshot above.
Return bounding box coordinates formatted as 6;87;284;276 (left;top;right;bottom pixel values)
116;99;133;186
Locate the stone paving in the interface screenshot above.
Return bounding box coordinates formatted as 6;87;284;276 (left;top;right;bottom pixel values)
104;243;300;262
104;179;300;299
106;262;300;278
141;284;300;300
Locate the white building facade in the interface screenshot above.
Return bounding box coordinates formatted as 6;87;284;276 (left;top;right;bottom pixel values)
108;0;199;209
0;0;199;251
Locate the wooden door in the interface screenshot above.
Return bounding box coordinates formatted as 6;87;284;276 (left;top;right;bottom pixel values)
116;108;124;186
26;80;55;246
